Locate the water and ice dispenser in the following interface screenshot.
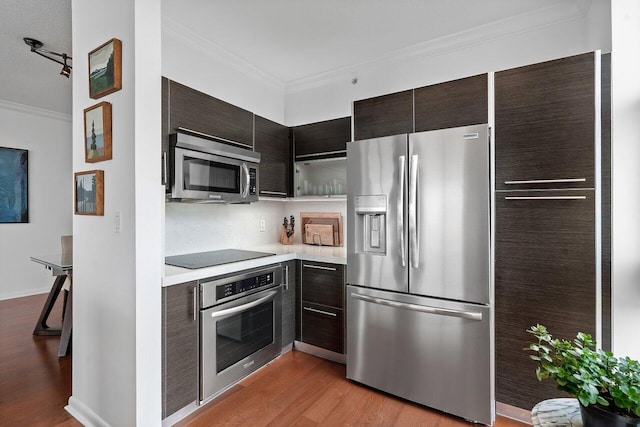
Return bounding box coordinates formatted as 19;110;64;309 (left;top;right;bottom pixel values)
354;195;387;255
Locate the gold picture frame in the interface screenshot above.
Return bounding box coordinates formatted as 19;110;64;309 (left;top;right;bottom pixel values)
74;170;104;216
88;38;122;99
83;102;112;163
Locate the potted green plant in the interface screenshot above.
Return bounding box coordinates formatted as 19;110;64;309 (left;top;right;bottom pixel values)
525;324;640;426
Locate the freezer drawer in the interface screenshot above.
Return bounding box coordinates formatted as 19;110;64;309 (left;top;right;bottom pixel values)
346;285;494;425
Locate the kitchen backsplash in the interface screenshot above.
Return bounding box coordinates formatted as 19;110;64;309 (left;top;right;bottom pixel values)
164;199;347;256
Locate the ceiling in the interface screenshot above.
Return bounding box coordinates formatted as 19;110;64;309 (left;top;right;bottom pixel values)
0;0;72;115
1;0;587;115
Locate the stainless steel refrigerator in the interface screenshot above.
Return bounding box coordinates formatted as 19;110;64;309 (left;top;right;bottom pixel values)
346;124;494;425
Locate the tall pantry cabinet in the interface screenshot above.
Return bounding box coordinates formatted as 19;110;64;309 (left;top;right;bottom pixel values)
494;52;604;410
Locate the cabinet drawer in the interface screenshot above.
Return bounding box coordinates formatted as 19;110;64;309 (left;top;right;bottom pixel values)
301;302;344;354
301;262;344;308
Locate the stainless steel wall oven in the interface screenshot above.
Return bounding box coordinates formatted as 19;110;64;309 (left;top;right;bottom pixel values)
199;264;282;403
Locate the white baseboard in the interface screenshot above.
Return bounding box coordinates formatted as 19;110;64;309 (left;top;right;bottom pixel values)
0;287;51;301
66;396;111;427
496;401;532;425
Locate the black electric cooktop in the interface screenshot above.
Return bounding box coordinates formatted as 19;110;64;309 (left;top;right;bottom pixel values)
165;249;275;269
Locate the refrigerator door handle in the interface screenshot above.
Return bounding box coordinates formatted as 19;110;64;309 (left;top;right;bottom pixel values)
398;155;406;266
350;292;483;321
409;154;419;268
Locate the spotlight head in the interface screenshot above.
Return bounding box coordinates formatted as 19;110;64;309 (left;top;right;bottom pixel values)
60;65;71;78
23;37;43;51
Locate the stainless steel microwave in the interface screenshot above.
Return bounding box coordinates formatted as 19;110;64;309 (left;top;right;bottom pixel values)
168;132;260;203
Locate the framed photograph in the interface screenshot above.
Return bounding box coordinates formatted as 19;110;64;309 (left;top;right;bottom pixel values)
0;147;28;223
74;170;104;216
88;38;122;99
84;102;112;163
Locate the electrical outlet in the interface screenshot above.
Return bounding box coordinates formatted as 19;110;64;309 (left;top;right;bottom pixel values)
114;211;121;233
259;219;266;232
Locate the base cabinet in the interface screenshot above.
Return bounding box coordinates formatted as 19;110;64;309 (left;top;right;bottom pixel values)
281;260;296;347
162;281;198;419
296;261;345;354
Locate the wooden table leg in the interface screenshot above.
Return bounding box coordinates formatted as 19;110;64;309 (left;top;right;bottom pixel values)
33;275;66;336
58;281;72;357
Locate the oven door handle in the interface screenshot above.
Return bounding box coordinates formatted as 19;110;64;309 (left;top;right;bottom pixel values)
209;290;278;320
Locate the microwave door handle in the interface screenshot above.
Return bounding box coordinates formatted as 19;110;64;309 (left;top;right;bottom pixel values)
241;163;250;197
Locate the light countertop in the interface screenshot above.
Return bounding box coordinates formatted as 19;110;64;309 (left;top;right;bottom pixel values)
163;243;346;286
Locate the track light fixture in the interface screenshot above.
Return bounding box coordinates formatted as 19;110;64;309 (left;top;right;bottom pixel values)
24;37;72;78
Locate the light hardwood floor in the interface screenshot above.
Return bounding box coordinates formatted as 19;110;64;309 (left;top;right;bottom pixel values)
0;293;529;426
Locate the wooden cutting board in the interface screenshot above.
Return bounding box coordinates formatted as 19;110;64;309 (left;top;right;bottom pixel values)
300;212;343;246
305;224;334;246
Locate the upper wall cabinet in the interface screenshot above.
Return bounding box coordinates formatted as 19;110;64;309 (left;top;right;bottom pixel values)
162;78;254;149
353;90;413;141
254;115;291;197
495;53;596;191
293;116;351;160
414;74;488;132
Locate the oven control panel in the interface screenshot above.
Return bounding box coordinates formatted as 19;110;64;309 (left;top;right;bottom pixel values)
216;271;274;300
200;264;282;308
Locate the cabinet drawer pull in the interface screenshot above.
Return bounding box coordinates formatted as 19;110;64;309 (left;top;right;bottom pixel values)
504;178;586;185
303;264;337;271
260;191;287;196
504;196;587;201
303;306;337;317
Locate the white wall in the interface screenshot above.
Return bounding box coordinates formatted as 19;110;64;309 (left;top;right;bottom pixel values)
284;2;612;125
611;0;640;360
0;101;72;300
165;200;286;255
161;16;286;124
165;200;347;255
69;0;162;425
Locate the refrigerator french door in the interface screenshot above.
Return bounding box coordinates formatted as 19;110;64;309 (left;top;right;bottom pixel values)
346;124;494;425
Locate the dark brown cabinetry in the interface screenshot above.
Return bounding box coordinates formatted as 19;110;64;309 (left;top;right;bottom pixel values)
494;52;599;411
353;90;413;140
495;192;595;410
495;53;596;191
293;116;351;160
414;74;488;132
354;74;488;140
162;281;198;419
281;260;296;347
254;116;292;197
296;261;345;354
163;78;254;148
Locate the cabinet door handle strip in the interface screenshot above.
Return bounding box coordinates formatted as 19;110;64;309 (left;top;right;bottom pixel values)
296;150;347;159
504;196;587;201
504;178;586;185
351;293;482;321
302;264;337;271
162;151;168;185
193;286;197;321
303;306;337;317
283;264;289;290
260;191;287;196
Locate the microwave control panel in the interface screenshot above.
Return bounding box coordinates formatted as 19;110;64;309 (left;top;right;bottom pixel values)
249;168;257;195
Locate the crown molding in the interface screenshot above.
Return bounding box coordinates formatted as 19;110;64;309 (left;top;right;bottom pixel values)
162;15;285;92
285;0;592;94
0;99;72;122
